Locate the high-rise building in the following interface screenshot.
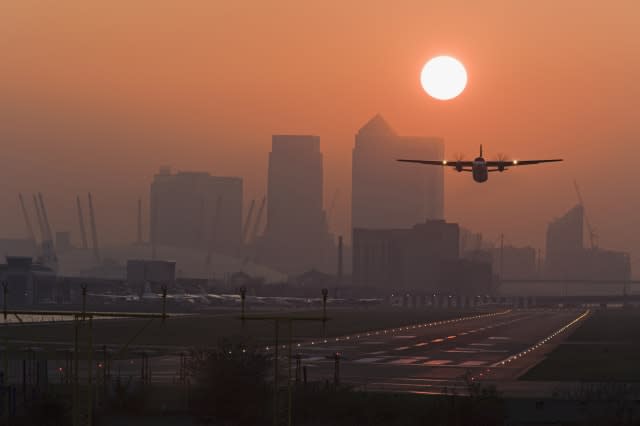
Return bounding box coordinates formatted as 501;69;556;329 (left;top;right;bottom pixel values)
352;220;460;289
545;204;630;280
258;135;334;274
545;205;584;278
491;245;538;280
150;169;243;254
352;114;444;231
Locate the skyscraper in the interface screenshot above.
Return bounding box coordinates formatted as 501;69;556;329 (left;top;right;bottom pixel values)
150;169;243;254
352;114;444;231
258;135;334;274
544;204;630;280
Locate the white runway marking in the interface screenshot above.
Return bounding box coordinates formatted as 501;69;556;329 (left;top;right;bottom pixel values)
388;358;425;365
424;360;452;366
354;357;384;364
457;360;487;367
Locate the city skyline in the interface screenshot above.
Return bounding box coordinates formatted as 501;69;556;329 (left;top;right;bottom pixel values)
1;1;639;269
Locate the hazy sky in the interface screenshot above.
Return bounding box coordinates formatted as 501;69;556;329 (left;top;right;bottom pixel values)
1;1;639;273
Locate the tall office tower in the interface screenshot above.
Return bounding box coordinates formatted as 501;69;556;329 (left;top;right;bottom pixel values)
259;135;334;274
150;169;243;254
352;114;444;231
545;204;584;278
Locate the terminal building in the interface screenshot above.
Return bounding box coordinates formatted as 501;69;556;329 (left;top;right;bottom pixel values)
150;168;243;254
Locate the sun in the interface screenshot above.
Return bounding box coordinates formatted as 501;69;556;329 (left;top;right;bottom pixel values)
420;56;467;101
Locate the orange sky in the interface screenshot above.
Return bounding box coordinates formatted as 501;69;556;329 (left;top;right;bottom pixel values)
1;1;639;273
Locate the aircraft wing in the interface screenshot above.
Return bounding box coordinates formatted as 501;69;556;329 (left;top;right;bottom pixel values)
397;159;473;167
485;159;563;167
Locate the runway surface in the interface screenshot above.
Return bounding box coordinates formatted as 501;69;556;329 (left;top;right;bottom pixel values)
283;309;587;395
42;309;589;397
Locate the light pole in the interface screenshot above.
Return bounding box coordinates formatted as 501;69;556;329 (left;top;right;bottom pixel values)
2;281;7;321
321;288;328;339
239;286;247;326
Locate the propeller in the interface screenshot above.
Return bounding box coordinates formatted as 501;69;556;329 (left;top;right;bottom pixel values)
496;153;509;172
453;153;464;172
496;153;509;162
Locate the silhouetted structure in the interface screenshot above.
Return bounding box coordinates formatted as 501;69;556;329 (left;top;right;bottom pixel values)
491;245;538;280
55;231;72;253
352;115;444;230
352;220;462;290
545;205;630;281
459;227;484;255
0;256;56;305
257;135;334;274
126;259;176;286
0;238;35;257
150;169;243;254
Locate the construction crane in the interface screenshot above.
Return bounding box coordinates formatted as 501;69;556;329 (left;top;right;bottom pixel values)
241;199;256;244
32;194;46;243
573;180;598;249
37;193;58;265
38;193;54;244
76;195;88;249
18;194;37;245
248;196;266;245
87;192;101;263
205;196;223;270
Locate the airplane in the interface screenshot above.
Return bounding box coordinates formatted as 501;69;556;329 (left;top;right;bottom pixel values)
397;145;562;183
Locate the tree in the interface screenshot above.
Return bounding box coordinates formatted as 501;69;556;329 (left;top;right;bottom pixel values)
186;341;271;425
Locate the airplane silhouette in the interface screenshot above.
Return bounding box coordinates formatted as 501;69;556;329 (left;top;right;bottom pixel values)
397;145;562;183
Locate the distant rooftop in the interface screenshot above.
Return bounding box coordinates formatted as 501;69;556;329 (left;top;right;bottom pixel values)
357;114;397;139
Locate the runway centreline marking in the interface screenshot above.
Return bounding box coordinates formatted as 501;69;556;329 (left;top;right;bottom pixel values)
273;309;513;352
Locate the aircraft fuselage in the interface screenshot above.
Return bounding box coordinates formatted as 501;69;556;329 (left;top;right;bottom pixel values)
471;157;488;182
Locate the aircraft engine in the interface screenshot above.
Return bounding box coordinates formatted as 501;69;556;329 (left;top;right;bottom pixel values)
455;162;463;172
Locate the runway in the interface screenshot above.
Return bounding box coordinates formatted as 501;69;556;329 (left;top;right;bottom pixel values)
286;309;588;395
41;308;589;398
